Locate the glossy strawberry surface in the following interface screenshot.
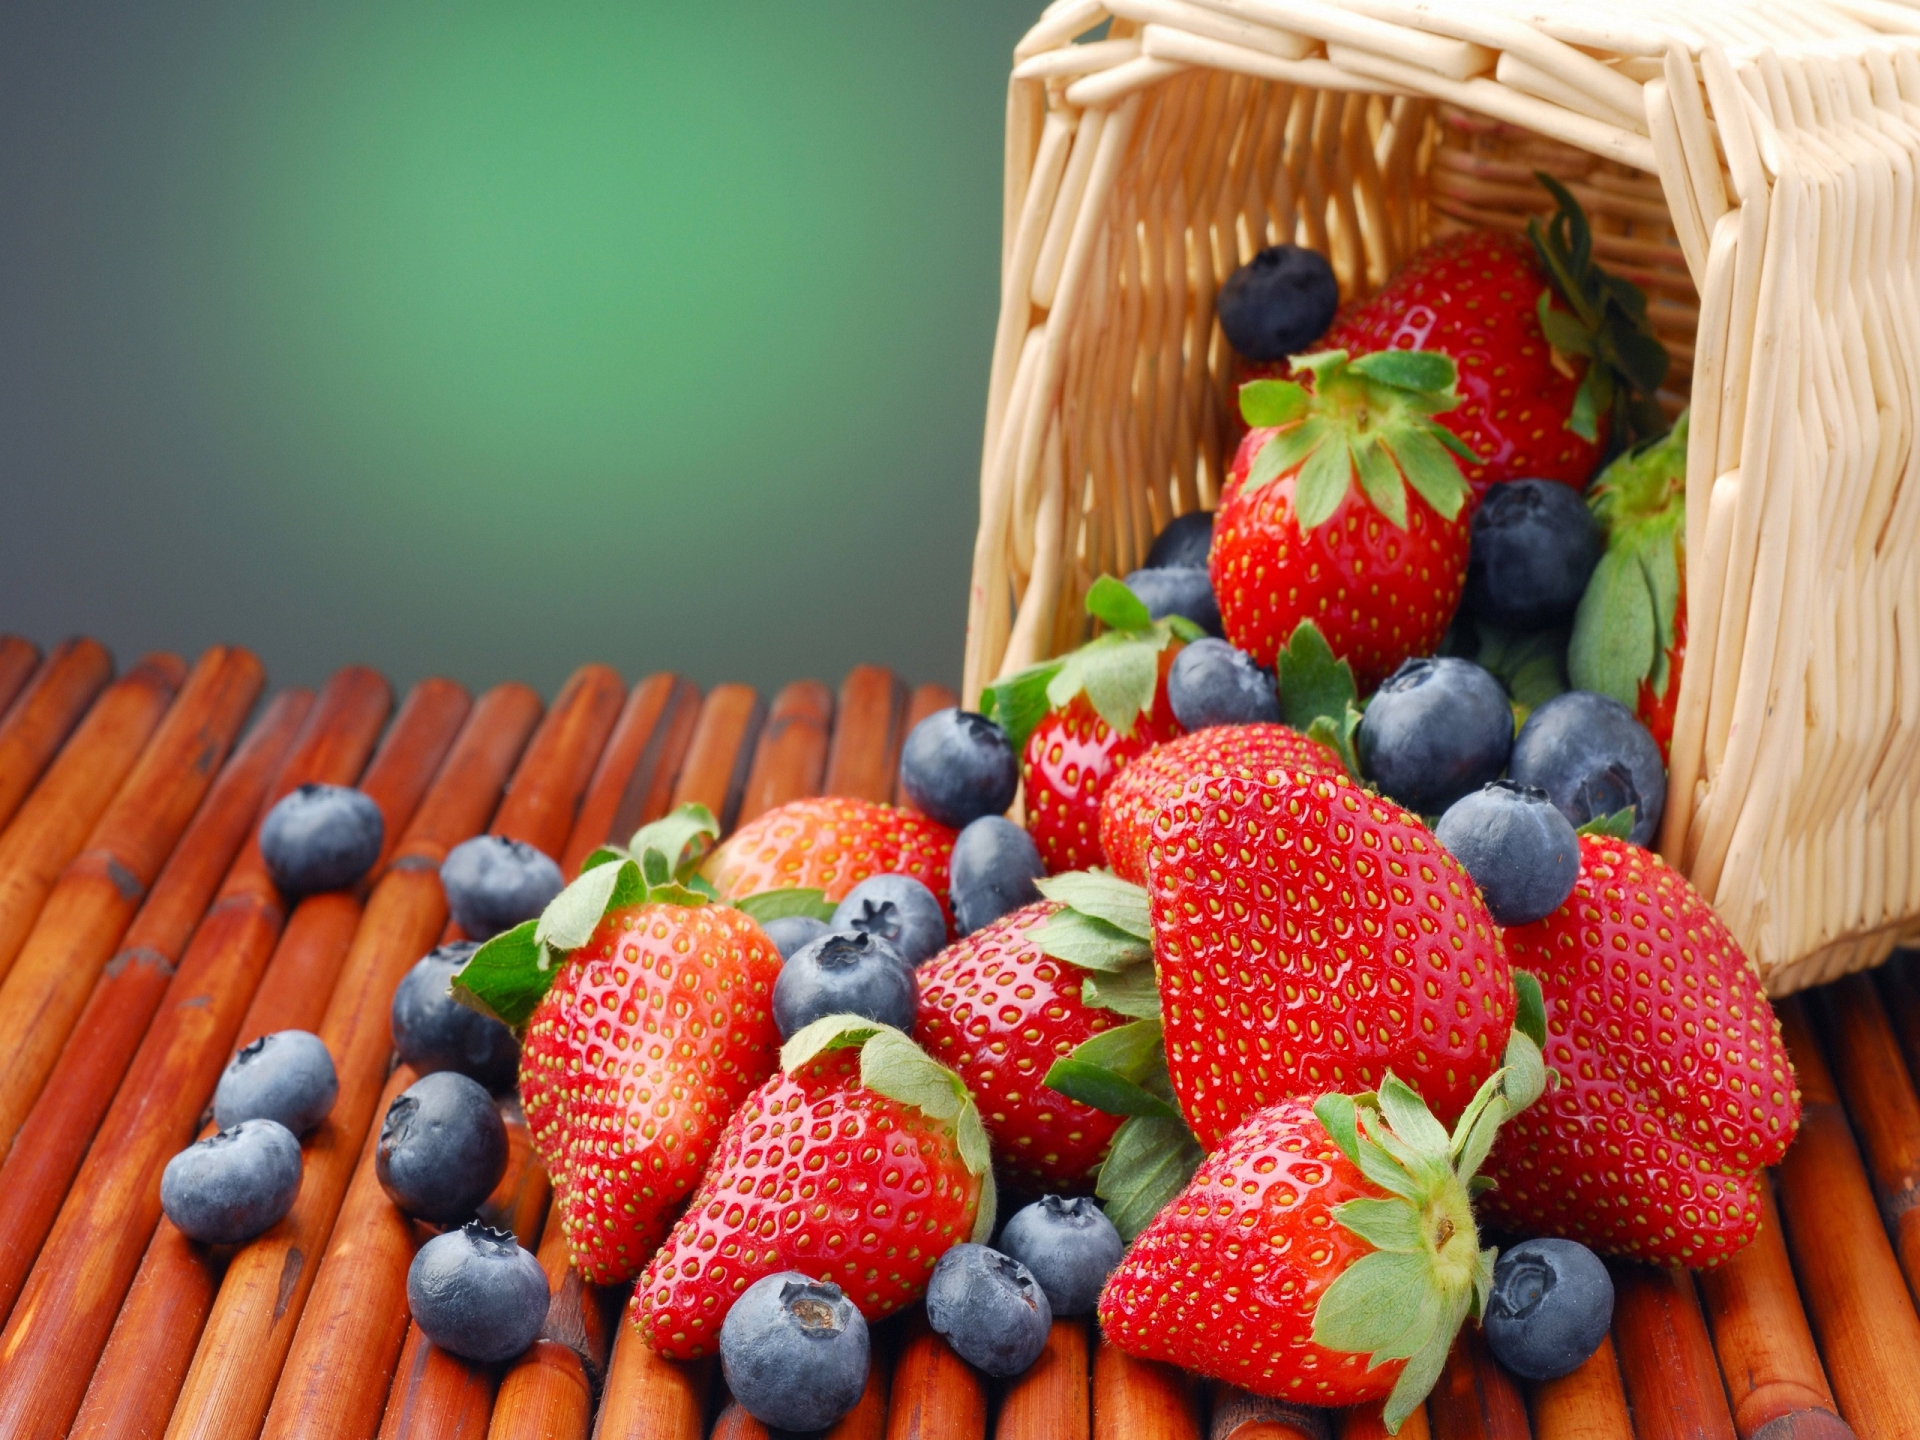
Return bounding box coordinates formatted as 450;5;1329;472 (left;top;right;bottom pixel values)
1148;769;1511;1147
519;902;784;1285
1480;835;1798;1267
636;1046;983;1358
702;796;956;928
914;900;1125;1193
1099;723;1343;886
1098;1097;1399;1405
1023;679;1182;874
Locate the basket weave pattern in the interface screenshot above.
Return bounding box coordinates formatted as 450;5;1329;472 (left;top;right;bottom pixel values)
965;0;1920;995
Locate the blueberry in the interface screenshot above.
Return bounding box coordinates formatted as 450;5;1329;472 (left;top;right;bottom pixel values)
760;915;832;961
376;1071;508;1224
772;932;916;1039
1467;480;1605;629
1485;1238;1614;1380
259;784;384;899
925;1243;1052;1377
391;942;521;1093
720;1272;870;1433
1123;567;1221;637
1216;244;1340;362
898;709;1019;829
1509;691;1666;846
1167;638;1280;730
1357;659;1513;816
831;874;947;968
1435;782;1579;926
213;1030;338;1135
997;1197;1123;1317
161;1119;303;1245
949;816;1045;936
407;1221;551;1363
1143;511;1215;571
440;835;564;941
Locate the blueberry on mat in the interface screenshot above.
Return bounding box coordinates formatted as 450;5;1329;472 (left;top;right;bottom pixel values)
1142;511;1215;572
772;931;917;1039
760;915;832;961
1123;567;1221;637
161;1119;303;1245
1484;1238;1614;1381
439;835;564;941
831;874;948;967
1357;658;1514;816
1508;691;1666;846
213;1029;338;1135
407;1222;551;1364
259;784;384;899
1435;782;1580;927
376;1070;509;1224
948;816;1045;937
926;1243;1052;1378
898;709;1018;830
1467;479;1605;630
1216;244;1340;362
996;1196;1123;1318
1167;638;1280;731
391;942;521;1093
720;1272;870;1433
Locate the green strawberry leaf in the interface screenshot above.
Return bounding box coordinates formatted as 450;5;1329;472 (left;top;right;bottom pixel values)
731;888;837;925
1469;622;1570;716
1291;429;1354;530
1034;870;1151;940
1313;1249;1442;1356
1085;574;1155;633
1095;1114;1204;1241
1315;1092;1363;1166
1388;425;1469;522
1306;704;1365;783
1641;543;1680;698
448;920;549;1028
1348;349;1457;394
1351;435;1408;530
1062;1017;1164;1081
1079;962;1161;1019
981;660;1065;755
1056;637;1161;737
1044;1018;1181;1119
1239;378;1311;428
1578;808;1637;839
1033;908;1152;972
1277;619;1357;732
1331;1196;1425;1254
1384;1296;1470;1433
579;845;628;873
1246;417;1331;493
1536;297;1595;357
780;1012;887;1068
1513;970;1547;1049
629;804;719;880
535;857;648;958
1044;1061;1183;1121
1568;548;1656;708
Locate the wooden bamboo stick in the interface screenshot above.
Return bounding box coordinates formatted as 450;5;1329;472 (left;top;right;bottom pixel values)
1424;1328;1529;1440
1093;1336;1202;1440
1341;1400;1430;1440
999;1318;1092;1440
1608;1263;1737;1440
670;684;764;829
883;1310;987;1440
1837;965;1920;1299
491;665;623;855
0;636;110;831
1525;1334;1633;1440
827;1352;892;1440
1694;1184;1841;1439
737;679;833;825
824;666;909;803
711;1401;768;1439
562;674;702;876
0;651;184;984
0;645;265;1149
0;636;41;719
0;686;311;1326
590;1322;708;1440
1772;999;1920;1438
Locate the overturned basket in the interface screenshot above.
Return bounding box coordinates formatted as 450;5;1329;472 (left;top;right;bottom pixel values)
963;0;1920;996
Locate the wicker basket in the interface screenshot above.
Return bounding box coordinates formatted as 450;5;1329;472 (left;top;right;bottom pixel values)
963;0;1920;997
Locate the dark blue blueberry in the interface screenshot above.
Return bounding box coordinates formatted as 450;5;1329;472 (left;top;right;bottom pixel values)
1357;659;1513;816
720;1272;870;1433
1485;1238;1614;1381
1467;480;1605;629
259;784;384;899
440;835;564;941
1123;567;1221;637
160;1119;303;1245
213;1029;338;1135
1167;638;1280;730
831;874;947;968
407;1221;551;1363
376;1070;508;1224
1143;511;1215;571
997;1196;1123;1318
1509;691;1666;846
1435;782;1579;926
949;816;1045;937
760;915;832;961
898;709;1018;830
1216;244;1340;362
925;1243;1052;1377
772;931;916;1039
391;942;521;1093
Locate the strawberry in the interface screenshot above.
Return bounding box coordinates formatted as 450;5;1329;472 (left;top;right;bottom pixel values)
1099;1048;1545;1432
1098;722;1342;886
454;805;785;1285
1147;768;1513;1146
915;899;1143;1193
1569;412;1688;762
636;1016;992;1359
1478;833;1799;1267
1209;347;1478;690
702;795;956;928
983;575;1194;873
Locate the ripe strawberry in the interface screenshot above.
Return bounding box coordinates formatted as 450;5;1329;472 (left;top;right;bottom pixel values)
1100;1057;1543;1432
636;1016;992;1359
1148;768;1512;1146
1210;348;1477;690
1569;413;1688;761
915;900;1134;1193
1479;834;1798;1267
1098;722;1342;886
702;795;956;926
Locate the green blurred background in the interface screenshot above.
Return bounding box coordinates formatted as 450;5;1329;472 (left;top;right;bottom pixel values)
0;0;1047;697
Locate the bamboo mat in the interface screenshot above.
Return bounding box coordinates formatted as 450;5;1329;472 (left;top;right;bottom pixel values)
0;639;1915;1440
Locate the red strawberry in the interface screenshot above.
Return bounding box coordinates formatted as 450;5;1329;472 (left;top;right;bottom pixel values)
1569;412;1688;762
1098;722;1342;886
636;1016;991;1358
1479;834;1799;1267
915;899;1134;1192
1148;768;1512;1147
1100;1057;1543;1431
702;795;956;926
1209;348;1477;689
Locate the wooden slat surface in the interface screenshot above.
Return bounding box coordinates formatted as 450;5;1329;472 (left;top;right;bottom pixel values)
0;636;112;831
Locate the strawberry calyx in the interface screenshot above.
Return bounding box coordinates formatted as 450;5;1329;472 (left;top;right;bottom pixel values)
1309;974;1548;1434
983;576;1203;752
1236;348;1478;534
1275;619;1364;778
780;1014;998;1242
1568;412;1688;710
